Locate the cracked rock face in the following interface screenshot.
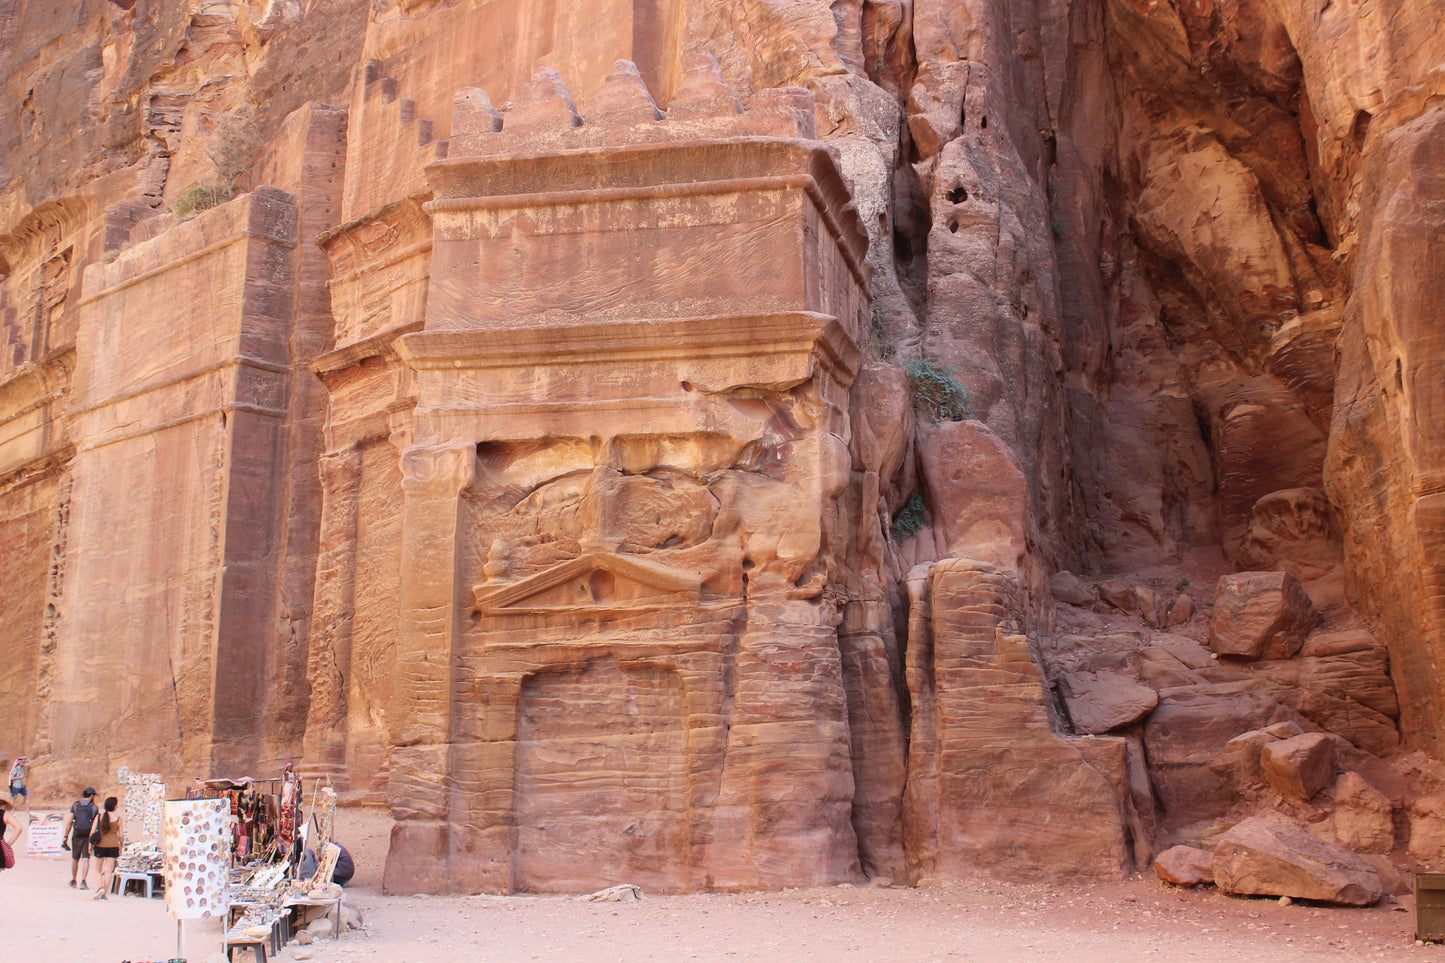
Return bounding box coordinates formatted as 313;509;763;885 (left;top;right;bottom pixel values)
2;0;1444;893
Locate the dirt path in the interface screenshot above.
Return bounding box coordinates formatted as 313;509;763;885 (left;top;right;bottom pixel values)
1;809;1433;962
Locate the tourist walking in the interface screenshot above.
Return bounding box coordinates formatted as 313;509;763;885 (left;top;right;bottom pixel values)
91;796;121;900
0;797;18;873
7;756;28;810
61;786;99;889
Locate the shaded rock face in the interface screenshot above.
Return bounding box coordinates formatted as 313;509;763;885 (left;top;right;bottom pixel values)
0;0;1442;894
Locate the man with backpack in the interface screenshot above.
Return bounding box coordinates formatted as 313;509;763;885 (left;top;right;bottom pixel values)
60;786;99;889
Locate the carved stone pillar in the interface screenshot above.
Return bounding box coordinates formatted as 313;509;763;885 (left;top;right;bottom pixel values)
383;440;476;893
300;446;365;786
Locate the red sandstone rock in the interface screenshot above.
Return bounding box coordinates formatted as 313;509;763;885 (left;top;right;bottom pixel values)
1208;572;1320;660
1244;636;1400;754
0;0;1440;900
1237;489;1343;586
1327;772;1395;855
1154;845;1214;887
904;561;1132;881
1058;671;1159;735
1213;818;1382;906
916;422;1028;574
1407;794;1445;866
1259;733;1336;801
1208;722;1302;795
1143;680;1295;832
1165;594;1194;627
1097;580;1138;614
1050;571;1096;607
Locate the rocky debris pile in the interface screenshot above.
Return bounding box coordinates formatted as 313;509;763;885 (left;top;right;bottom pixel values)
1045;560;1424;902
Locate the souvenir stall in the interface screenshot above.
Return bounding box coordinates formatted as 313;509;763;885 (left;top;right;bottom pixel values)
213;768;347;957
115;767;166;897
186;774;295;864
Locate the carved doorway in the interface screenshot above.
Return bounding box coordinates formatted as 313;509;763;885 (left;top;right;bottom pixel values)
514;656;691;892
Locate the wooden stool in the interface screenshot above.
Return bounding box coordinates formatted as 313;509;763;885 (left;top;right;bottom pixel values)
224;938;268;963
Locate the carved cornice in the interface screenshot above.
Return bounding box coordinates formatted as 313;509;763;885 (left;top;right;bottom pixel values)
396;311;861;388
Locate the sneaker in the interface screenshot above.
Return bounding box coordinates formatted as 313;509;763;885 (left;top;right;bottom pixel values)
79;881;87;890
69;880;76;888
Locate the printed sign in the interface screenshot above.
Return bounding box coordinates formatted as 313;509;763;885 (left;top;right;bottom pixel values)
26;811;65;859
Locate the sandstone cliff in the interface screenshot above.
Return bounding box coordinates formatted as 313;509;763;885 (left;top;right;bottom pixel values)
1;0;1442;894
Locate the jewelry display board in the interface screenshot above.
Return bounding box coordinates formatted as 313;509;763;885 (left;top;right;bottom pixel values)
119;766;165;847
163;798;229;920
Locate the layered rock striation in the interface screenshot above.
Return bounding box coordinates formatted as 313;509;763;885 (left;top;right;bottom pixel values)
1;0;1442;895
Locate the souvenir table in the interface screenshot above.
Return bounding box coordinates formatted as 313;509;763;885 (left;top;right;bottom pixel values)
283;891;343;939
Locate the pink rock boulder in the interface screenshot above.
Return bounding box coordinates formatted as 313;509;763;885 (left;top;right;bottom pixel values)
1259;732;1336;801
1154;845;1214;887
1208;571;1320;660
1213;817;1382;906
1058;671;1159;734
1049;571;1096;607
1328;772;1395;854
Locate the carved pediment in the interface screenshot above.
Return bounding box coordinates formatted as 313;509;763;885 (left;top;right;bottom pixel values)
472;552;700;615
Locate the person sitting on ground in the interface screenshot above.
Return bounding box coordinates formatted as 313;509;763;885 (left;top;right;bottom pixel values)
300;842;354;887
60;786;98;889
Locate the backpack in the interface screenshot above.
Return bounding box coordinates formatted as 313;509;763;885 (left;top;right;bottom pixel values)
71;800;97;835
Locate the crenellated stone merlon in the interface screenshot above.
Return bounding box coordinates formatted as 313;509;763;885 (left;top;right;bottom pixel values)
445;60;818;157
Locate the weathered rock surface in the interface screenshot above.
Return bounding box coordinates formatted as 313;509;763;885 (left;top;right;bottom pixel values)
1245;632;1400;754
1213;818;1383;906
905;561;1132;880
1406;794;1445;866
1058;671;1159;735
1144;677;1296;831
1208;572;1320;660
1050;571;1096;607
1259;732;1336;801
1154;845;1214;887
1209;722;1303;796
1327;772;1395;855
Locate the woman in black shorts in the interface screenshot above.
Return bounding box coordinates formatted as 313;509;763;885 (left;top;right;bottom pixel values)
92;796;122;900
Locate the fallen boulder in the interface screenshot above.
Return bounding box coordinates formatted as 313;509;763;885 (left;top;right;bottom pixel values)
1050;571;1096;606
1098;579;1138;613
1259;732;1336;801
1213;817;1382;905
1328;772;1395;854
1059;670;1159;734
1154;845;1214;887
1166;593;1194;627
1208;722;1302;793
1209;571;1320;660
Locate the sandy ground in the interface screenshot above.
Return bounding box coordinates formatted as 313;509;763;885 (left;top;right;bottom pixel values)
1;808;1438;962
